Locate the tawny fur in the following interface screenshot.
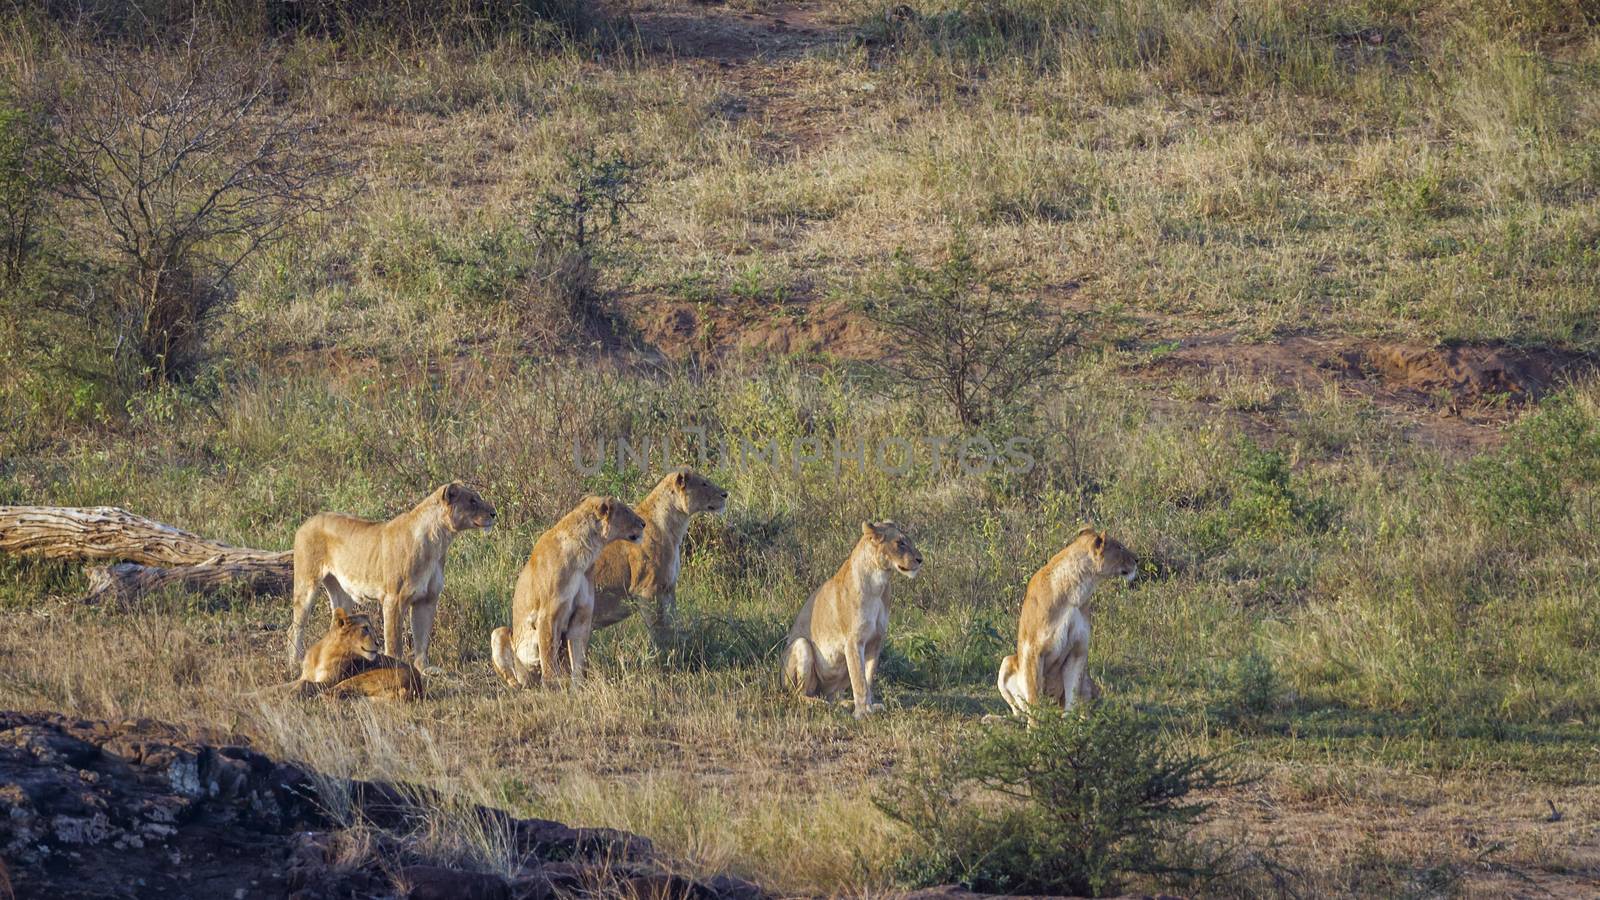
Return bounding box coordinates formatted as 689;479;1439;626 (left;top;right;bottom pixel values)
782;521;923;719
299;607;381;683
324;662;426;702
1005;527;1135;718
255;609;389;700
589;468;728;644
997;652;1099;716
288;481;495;673
490;496;646;690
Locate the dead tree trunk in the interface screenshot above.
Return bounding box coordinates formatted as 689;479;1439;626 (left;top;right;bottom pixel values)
83;558;293;605
0;506;292;603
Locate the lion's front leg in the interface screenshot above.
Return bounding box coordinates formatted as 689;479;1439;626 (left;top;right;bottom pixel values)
1060;609;1091;711
409;594;439;674
862;634;885;713
646;588;677;649
566;581;595;686
381;594;405;660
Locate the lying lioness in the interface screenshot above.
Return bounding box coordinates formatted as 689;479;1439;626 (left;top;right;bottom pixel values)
289;481;495;673
1003;527;1135;717
262;609;423;701
490;496;646;689
782;521;923;718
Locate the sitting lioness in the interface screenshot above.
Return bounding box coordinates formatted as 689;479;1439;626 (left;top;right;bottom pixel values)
490;496;646;689
589;468;729;644
782;521;923;719
288;481;496;673
1003;527;1135;717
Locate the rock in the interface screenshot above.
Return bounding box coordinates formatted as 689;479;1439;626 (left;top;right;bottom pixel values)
0;710;768;900
399;864;511;900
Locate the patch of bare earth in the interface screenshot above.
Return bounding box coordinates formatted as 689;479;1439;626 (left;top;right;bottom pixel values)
1131;332;1596;452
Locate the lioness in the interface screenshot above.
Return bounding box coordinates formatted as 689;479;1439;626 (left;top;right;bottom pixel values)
589;468;729;643
490;496;646;689
300;607;381;684
288;481;496;673
782;521;923;719
258;608;394;700
1005;527;1135;716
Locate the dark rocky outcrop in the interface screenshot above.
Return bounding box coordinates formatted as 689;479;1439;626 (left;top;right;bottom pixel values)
0;710;766;900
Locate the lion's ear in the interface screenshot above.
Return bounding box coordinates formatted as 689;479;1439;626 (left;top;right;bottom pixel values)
1093;532;1105;551
333;608;349;625
599;497;615;519
445;482;460;503
675;470;688;489
860;521;874;537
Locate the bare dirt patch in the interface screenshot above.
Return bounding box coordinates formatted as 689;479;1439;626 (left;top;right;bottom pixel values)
1130;332;1597;451
621;0;842;63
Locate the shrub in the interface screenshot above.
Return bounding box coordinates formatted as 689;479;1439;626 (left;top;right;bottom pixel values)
876;703;1233;897
1194;439;1334;555
1467;388;1600;531
859;234;1080;428
517;148;646;345
43;38;353;386
30;0;588;45
1214;647;1282;727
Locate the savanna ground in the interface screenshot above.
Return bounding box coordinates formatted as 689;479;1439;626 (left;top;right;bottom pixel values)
3;0;1600;896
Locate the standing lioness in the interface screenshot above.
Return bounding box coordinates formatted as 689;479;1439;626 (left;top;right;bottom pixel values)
288;481;495;673
783;521;923;719
589;468;729;644
1004;527;1135;717
491;496;645;689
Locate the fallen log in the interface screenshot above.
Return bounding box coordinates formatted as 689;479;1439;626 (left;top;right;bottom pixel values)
0;506;292;603
84;557;293;605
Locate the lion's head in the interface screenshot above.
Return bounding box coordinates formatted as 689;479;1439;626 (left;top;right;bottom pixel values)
442;481;496;532
861;520;924;579
591;495;646;544
1075;527;1137;583
329;607;380;662
669;468;729;515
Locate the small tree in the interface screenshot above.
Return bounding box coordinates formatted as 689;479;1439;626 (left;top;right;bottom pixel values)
860;235;1080;428
519;148;646;342
46;36;352;385
876;704;1233;897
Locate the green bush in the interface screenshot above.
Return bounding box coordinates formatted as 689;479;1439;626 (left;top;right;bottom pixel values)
1194;438;1335;553
30;0;588;44
1214;647;1282;727
516;149;647;346
1467;389;1600;531
876;703;1233;897
859;234;1080;428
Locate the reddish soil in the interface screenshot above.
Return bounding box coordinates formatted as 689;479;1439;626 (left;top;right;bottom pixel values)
1132;331;1595;450
622;0;842;62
